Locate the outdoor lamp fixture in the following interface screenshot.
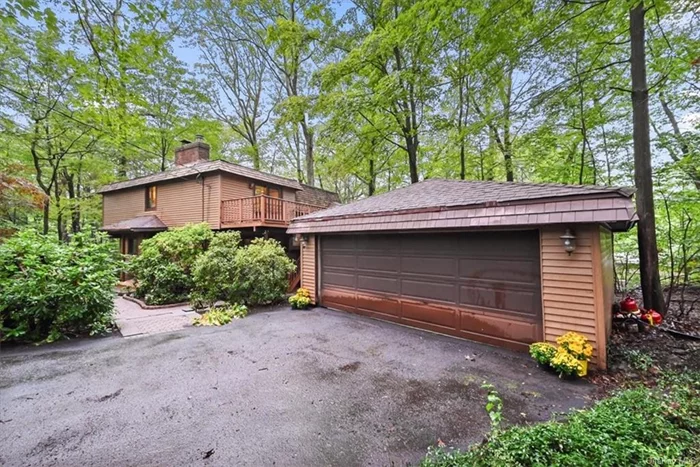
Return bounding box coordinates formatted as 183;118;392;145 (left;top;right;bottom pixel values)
560;228;577;255
294;233;309;248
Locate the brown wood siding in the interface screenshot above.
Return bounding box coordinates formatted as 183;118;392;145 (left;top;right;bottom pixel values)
102;176;220;230
220;173;297;202
220;173;254;201
596;227;614;369
158;176;220;229
541;225;605;365
103;187;148;226
301;235;316;303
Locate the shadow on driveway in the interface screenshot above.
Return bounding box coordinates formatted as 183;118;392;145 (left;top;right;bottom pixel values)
0;307;593;466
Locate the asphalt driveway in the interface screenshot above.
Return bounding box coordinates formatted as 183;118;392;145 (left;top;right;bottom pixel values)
1;307;593;466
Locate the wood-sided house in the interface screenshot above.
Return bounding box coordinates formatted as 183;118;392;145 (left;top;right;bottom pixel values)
98;138;339;263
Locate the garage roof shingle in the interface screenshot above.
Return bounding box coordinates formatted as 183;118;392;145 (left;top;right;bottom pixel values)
288;179;636;234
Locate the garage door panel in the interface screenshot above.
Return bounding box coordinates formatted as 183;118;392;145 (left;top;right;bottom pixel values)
402;301;456;328
458;258;538;283
356;235;399;252
323;271;356;289
401;279;457;303
401;234;460;253
323;252;356;269
402;256;455;276
459;285;539;316
357;255;400;272
457;312;540;352
323;236;356;250
356;293;400;317
357;274;399;294
320;288;356;313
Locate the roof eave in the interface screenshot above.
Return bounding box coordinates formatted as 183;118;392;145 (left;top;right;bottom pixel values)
97;161;304;193
100;226;168;233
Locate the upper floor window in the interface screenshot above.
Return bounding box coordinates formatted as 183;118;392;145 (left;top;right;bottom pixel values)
145;185;157;210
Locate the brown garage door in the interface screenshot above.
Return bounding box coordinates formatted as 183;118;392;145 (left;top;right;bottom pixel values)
319;231;542;351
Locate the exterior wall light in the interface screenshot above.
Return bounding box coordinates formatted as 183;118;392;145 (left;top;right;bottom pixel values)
294;233;309;248
560;228;577;255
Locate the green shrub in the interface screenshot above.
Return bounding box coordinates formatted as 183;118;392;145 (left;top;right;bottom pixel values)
0;230;121;343
133;227;294;307
422;373;700;467
232;238;296;305
190;231;242;307
129;223;213;305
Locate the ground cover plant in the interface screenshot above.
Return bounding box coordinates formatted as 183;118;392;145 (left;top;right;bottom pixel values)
193;303;248;326
0;229;121;343
422;372;700;467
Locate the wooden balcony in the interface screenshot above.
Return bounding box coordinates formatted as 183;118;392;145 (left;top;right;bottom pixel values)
221;195;324;228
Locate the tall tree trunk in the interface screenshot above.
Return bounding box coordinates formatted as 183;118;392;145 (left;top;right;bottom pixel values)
368;158;376;196
251;140;261;170
160;134;168;172
302;120;314;186
42;201;50;235
406;134;419;183
64;169;81;234
503;68;514;182
54;183;65;242
457;75;467;180
630;1;665;314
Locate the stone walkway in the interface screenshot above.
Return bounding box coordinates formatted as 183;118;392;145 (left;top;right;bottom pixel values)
114;296;198;337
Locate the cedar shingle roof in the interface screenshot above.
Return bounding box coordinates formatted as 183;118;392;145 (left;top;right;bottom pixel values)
295;183;341;207
101;215;168;233
288;179;637;234
97;160;303;193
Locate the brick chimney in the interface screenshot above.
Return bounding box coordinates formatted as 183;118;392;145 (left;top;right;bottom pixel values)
174;135;210;166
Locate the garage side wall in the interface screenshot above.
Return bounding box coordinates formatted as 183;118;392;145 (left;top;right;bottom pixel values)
301;235;317;303
540;226;606;367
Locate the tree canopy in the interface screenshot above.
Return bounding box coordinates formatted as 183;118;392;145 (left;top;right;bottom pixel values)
1;0;698;295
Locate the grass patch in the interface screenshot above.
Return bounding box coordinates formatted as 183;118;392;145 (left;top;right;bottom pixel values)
423;372;700;467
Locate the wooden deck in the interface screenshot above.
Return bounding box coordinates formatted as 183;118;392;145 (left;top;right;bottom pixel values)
221;195;324;228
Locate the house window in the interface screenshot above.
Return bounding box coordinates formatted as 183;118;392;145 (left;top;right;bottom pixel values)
145;185;157;210
121;237;138;255
127;238;137;255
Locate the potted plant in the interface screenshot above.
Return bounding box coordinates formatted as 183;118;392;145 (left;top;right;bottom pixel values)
529;342;557;369
289;288;312;309
550;347;585;379
555;332;593;377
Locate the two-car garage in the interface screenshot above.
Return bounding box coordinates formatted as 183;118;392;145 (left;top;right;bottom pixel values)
290;179;638;368
318;231;543;351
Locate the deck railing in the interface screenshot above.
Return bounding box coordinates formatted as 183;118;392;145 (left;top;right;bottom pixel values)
221;195;323;225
